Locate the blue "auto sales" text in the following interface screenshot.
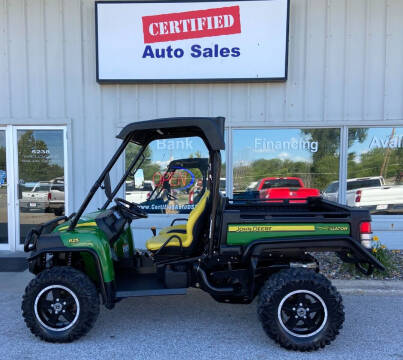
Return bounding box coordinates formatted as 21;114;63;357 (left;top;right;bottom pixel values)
142;44;241;58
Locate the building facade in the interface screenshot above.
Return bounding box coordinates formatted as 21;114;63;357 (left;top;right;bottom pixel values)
1;0;403;257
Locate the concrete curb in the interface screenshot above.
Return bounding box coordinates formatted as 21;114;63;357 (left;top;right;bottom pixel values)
332;280;403;296
0;251;28;272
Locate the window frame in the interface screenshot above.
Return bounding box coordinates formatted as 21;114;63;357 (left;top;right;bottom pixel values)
226;124;403;224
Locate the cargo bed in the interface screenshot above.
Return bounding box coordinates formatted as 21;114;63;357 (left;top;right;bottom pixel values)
216;196;383;272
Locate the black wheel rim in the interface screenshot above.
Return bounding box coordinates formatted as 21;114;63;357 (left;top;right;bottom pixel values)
278;289;327;338
34;285;80;331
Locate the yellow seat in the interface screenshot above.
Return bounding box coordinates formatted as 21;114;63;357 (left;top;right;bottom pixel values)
158;224;186;234
146;190;210;252
146;232;187;251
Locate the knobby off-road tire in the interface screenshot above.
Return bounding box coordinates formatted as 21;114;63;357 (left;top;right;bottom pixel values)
257;268;344;351
22;266;100;342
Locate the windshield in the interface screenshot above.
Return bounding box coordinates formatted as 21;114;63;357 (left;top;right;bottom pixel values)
95;142;148;209
69;133;214;230
125;181;135;192
325;182;339;193
260;179;301;189
73;135;210;219
33;183;50;192
125;138;210;214
148;166;206;201
51;184;64;192
347;179;381;190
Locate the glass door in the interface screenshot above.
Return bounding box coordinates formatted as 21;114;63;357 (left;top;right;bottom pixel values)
15;127;67;248
0;129;8;248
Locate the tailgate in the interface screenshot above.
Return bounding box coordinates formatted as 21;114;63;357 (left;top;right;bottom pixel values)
260;188;320;200
360;186;403;206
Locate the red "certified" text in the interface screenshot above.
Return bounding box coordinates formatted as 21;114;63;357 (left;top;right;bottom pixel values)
142;6;241;44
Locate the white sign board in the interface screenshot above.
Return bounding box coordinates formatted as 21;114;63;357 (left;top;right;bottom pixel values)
96;0;289;82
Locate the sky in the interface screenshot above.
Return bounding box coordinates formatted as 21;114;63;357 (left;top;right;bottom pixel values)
147;129;323;168
149;136;210;167
232;129;319;166
231;127;403;165
348;127;403;162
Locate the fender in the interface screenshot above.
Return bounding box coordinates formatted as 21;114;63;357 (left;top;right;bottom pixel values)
241;235;385;271
28;238;115;308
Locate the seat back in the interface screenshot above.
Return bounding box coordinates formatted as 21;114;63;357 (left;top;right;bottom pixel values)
184;190;210;247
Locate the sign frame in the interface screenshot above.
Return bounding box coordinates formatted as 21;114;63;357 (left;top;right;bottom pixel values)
95;0;290;84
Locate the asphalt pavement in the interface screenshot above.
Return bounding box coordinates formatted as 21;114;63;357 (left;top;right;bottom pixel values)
0;271;402;360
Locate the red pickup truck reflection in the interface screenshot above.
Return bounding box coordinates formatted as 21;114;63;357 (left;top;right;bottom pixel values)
255;177;320;203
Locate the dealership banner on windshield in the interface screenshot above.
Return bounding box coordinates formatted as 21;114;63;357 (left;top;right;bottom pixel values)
95;0;289;82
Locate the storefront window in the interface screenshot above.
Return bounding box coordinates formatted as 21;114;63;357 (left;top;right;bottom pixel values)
232;129;340;202
347;127;403;215
125;136;209;214
17;129;65;243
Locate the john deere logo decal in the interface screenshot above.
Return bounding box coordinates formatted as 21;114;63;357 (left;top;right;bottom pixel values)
228;225;315;233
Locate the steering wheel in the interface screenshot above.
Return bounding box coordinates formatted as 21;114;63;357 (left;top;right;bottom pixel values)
114;198;148;219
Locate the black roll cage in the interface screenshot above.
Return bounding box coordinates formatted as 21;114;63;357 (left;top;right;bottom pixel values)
68;117;226;255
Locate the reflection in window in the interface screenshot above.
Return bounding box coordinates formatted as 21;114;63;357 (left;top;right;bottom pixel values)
232;129;340;202
125;137;209;214
17;130;65;243
348;127;403;215
0;130;7;244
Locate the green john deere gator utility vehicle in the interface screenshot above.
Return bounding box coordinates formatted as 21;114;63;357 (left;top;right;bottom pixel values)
22;117;384;351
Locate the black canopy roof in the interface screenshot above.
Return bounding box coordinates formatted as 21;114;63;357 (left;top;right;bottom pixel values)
117;117;225;151
168;158;209;172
